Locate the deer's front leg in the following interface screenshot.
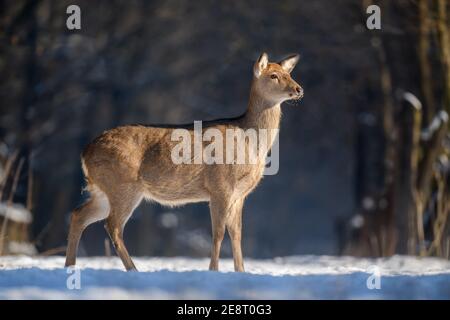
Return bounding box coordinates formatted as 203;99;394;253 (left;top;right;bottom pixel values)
208;196;228;271
226;198;245;272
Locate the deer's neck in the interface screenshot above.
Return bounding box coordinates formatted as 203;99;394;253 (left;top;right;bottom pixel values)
240;84;282;149
241;85;282;130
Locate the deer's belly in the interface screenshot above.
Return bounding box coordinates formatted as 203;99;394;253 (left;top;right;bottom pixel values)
143;190;209;207
142;184;210;207
139;165;209;206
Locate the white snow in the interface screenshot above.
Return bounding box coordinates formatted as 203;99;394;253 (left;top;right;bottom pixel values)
7;241;37;256
0;255;449;299
0;202;32;223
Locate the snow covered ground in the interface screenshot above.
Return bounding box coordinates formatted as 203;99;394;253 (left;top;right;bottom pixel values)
0;255;449;299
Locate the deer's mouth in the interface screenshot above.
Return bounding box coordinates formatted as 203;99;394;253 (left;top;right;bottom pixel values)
289;92;303;100
286;92;303;106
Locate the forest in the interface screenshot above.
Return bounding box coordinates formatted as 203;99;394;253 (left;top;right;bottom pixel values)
0;0;449;262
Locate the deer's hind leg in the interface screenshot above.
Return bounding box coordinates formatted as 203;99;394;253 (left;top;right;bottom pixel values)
104;184;143;271
65;186;110;267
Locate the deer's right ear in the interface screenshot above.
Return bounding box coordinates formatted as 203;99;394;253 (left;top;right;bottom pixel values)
253;52;269;78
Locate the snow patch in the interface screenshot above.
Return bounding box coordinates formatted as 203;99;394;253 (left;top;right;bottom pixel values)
0;255;449;299
0;202;32;224
7;241;37;256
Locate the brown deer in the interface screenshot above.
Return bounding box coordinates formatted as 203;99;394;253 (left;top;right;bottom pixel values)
65;52;303;272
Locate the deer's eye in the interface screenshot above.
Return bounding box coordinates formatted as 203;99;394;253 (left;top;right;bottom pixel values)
270;74;278;80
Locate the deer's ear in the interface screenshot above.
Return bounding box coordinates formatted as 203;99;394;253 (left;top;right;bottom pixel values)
253;52;269;78
279;54;300;73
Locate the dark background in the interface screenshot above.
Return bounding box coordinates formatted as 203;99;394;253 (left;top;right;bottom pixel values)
0;0;448;259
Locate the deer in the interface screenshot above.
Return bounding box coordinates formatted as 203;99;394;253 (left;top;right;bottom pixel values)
65;52;303;272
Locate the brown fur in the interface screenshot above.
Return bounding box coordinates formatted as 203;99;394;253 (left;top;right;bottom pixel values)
65;53;303;271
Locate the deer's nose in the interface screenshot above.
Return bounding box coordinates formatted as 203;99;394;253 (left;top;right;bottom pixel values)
295;86;303;96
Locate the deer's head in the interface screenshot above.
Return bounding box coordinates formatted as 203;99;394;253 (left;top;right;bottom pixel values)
253;52;303;104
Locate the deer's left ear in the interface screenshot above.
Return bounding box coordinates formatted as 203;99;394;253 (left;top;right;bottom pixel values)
254;52;269;78
279;54;300;73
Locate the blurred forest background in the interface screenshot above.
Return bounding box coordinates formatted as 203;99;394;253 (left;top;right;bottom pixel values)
0;0;449;259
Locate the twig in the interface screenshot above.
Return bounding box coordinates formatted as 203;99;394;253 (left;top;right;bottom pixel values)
421;111;449;141
26;155;33;212
0;150;19;201
418;0;435;124
403;92;422;254
39;246;66;256
446;237;450;259
436;0;450;111
0;157;25;255
427;170;448;255
31;221;51;246
104;238;111;257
